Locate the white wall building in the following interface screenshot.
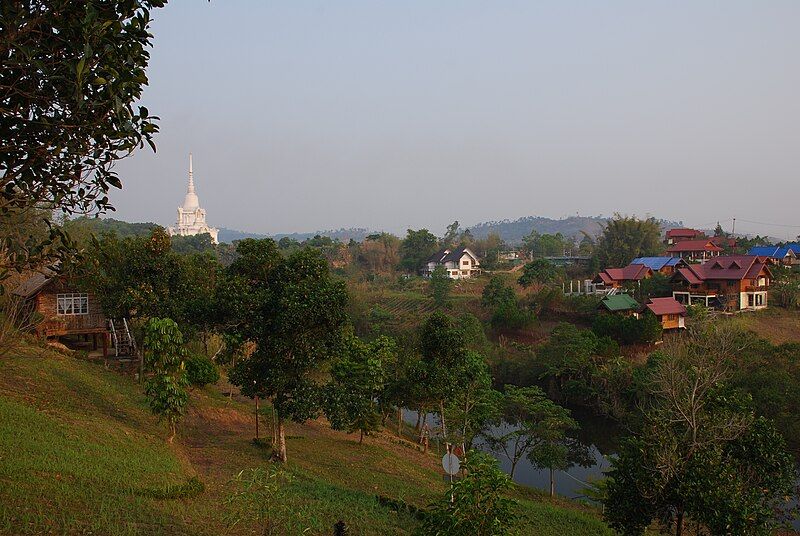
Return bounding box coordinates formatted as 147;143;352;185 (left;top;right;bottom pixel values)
168;154;219;244
424;247;481;279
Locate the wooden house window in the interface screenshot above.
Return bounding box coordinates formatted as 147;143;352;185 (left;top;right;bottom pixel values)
57;293;89;316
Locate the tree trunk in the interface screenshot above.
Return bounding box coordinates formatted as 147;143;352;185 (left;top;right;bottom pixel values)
275;415;287;463
168;420;176;444
439;401;448;440
271;406;278;449
255;396;260;441
415;409;422;433
675;510;684;536
549;468;555;498
397;407;403;436
510;459;518;480
359;429;364;444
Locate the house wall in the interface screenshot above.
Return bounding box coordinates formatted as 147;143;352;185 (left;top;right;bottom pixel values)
35;281;107;337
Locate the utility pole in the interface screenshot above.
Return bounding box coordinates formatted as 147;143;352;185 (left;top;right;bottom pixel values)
732;217;736;236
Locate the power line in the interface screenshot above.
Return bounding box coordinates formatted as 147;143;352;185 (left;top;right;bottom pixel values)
734;218;800;229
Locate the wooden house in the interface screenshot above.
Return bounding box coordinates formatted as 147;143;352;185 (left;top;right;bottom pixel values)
671;255;771;311
747;245;800;267
12;270;111;356
666;239;723;262
665;228;704;246
645;297;687;330
593;264;652;290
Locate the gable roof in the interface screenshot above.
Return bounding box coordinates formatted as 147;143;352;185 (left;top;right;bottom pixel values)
426;246;479;265
747;245;798;259
602;264;652;282
646;297;687;316
599;294;640;312
666;228;704;239
666;240;723;253
631;257;683;271
11;268;57;299
674;255;771;282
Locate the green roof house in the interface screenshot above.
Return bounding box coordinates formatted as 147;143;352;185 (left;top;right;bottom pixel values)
598;294;641;316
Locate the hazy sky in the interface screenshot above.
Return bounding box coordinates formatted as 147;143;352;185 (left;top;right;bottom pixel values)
112;1;800;239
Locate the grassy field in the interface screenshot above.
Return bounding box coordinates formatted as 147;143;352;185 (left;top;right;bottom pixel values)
0;341;613;535
727;307;800;345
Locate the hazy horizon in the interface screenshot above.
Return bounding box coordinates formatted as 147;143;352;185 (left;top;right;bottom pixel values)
112;1;800;240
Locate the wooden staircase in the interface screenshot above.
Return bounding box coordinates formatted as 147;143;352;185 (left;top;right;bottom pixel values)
108;318;137;358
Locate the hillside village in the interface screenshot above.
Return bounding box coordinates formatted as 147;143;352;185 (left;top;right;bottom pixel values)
3;208;800;535
3;3;800;536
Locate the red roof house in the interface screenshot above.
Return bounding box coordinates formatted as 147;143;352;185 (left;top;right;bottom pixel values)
672;255;772;310
665;228;705;245
645;297;687;330
593;264;653;289
666;239;723;261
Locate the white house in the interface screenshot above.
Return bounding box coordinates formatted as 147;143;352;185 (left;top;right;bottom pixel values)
424;247;481;279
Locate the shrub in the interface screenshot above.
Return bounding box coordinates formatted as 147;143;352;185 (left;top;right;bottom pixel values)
185;354;220;387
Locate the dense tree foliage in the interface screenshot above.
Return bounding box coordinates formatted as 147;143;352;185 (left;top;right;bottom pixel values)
0;0;164;277
324;335;392;443
481;276;535;331
594;215;662;268
517;259;560;288
428;266;452;308
604;342;796;535
399;229;439;273
521;231;571;258
227;239;348;462
592;313;662;345
418;451;516;536
482;385;577;480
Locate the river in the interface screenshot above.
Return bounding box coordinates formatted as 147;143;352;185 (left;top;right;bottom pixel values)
403;406;621;503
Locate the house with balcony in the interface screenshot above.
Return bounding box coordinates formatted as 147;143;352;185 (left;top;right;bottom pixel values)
666;239;723;262
424;247;481;279
671;255;771;311
665;228;705;246
12;269;113;357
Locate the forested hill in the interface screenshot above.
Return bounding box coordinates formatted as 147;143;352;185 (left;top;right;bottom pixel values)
219;227;372;243
468;215;684;244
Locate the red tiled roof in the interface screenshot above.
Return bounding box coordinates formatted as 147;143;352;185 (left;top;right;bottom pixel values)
675;255;771;282
666;240;723;253
597;264;652;283
666;228;703;239
646;297;687;316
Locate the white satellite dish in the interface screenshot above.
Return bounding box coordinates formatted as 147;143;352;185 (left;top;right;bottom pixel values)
442;452;460;475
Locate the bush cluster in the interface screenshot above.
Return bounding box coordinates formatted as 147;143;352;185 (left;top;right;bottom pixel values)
185;354;220;387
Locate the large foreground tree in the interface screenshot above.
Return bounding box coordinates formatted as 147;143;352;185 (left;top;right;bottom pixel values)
227;240;348;463
1;0;164;278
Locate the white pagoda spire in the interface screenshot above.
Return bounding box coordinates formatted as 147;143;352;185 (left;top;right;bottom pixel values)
169;152;219;243
182;152;200;211
187;153;195;194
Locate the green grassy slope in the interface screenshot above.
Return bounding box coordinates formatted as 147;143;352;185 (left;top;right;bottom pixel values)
0;343;612;535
